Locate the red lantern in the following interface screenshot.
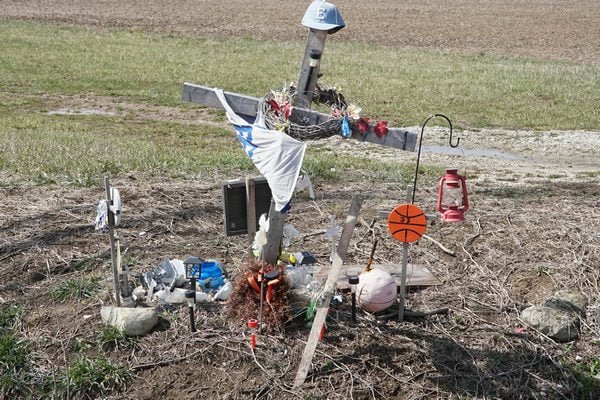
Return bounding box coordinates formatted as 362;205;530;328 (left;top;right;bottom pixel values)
437;168;469;222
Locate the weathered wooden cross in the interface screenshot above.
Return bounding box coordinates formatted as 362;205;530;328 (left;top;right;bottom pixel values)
181;1;418;265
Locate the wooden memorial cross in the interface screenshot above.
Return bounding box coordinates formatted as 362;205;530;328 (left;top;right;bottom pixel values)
181;1;418;265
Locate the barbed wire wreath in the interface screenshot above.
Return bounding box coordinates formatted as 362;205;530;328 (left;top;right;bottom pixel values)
261;82;389;141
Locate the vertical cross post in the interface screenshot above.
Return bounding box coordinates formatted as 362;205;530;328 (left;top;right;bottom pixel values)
262;200;286;265
261;28;327;265
293;29;327;108
262;1;345;266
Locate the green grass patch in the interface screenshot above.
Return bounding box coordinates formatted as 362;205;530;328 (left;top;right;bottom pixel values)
97;326;136;352
566;359;600;399
58;355;132;398
0;112;253;186
0;106;438;186
0;306;30;398
0;331;29;374
0;331;31;398
0;20;598;188
51;276;103;302
1;20;598;130
0;304;24;331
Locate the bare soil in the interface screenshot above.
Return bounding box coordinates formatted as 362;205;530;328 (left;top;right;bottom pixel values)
1;1;599;399
2;0;600;64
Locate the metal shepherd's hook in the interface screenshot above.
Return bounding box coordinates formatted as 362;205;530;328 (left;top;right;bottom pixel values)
411;114;459;204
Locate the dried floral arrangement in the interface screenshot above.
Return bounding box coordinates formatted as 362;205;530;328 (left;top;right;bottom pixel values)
226;260;292;333
261;82;389;140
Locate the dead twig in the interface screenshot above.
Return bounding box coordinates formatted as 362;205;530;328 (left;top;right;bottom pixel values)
131;347;208;371
422;234;455;256
464;216;482;247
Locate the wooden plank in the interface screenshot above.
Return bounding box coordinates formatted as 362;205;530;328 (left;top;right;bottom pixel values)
182;83;417;151
350;126;417;151
294;29;327;108
182;83;259;119
290;108;417;151
293;196;363;389
317;263;441;289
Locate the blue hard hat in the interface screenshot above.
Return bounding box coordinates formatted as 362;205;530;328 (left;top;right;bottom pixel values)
301;0;345;34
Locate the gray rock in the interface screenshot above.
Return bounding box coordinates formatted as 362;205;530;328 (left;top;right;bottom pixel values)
101;306;159;336
521;305;580;342
543;289;588;316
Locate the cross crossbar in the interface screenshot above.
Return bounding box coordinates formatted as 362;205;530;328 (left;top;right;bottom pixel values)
182;83;417;151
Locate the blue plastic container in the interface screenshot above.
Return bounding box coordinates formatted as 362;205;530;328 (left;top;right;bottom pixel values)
200;260;224;290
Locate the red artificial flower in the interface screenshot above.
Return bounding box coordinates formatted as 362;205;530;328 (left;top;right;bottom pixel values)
283;103;292;119
374;120;388;138
267;99;280;113
357;118;370;135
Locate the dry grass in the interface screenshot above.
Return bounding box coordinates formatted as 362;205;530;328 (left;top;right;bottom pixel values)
0;174;598;398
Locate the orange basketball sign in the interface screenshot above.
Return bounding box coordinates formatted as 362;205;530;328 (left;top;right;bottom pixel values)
387;204;427;243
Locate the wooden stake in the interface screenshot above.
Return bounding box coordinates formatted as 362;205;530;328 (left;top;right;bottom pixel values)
399;242;408;321
262;29;327;266
365;239;378;271
258;268;265;334
104;176;121;307
245;177;257;260
293;195;363;389
398;185;413;321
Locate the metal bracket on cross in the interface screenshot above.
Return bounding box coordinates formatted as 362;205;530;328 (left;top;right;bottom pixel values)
181;1;418;265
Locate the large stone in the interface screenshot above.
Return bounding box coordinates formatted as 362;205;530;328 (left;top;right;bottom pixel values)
521;305;580;342
101;306;159;336
543;289;588;316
